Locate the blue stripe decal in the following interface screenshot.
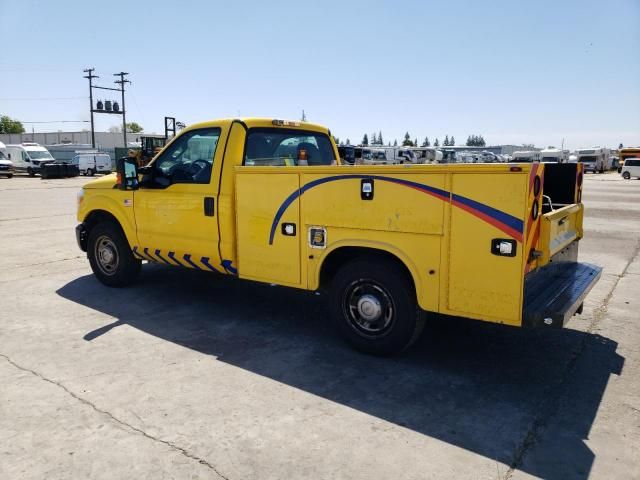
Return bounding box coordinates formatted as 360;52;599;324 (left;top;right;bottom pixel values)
168;251;186;267
142;247;158;262
183;254;201;270
451;193;524;234
268;174;524;244
221;259;238;275
200;256;221;273
154;249;172;266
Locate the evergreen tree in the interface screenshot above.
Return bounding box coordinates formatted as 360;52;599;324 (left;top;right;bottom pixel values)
479;135;486;147
402;132;412;146
444;135;449;146
345;138;351;145
393;139;398;147
434;138;440;147
466;135;472;146
450;136;455;146
413;138;417;147
422;136;430;147
378;131;384;146
362;134;369;146
619;143;624;149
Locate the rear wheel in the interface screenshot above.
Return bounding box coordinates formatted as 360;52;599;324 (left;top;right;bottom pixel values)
87;168;94;176
623;171;631;180
329;258;425;355
27;167;35;177
87;221;141;287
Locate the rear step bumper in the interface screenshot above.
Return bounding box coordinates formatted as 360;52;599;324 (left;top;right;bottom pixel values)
522;262;602;328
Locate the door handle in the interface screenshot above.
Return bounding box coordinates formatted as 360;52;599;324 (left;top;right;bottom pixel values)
204;197;215;216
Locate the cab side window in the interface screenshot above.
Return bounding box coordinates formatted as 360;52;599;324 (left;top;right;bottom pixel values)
150;128;220;186
244;129;335;166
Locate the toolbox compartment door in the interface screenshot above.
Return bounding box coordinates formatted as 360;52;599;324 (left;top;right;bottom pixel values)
539;204;583;264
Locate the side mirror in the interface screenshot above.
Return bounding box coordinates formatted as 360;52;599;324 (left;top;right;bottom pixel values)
116;157;139;190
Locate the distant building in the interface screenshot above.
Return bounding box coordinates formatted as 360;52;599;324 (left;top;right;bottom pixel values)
0;130;165;161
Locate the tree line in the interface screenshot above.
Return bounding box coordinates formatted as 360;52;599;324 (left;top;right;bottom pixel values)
346;131;485;148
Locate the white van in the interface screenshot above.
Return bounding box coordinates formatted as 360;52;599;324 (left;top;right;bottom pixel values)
621;158;640;180
0;146;14;178
71;152;112;176
5;143;55;176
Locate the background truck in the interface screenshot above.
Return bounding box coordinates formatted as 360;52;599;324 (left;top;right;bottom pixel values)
5;143;55;176
576;147;611;173
75;118;601;355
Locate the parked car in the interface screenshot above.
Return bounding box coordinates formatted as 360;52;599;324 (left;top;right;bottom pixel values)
620;158;640;180
71;152;113;176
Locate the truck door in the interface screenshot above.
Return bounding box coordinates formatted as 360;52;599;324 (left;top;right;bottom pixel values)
133;127;225;273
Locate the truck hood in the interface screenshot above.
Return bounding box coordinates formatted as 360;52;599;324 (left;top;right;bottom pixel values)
83;173;117;189
0;159;12;166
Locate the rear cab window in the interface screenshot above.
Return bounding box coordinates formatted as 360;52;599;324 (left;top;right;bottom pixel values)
244;128;335;166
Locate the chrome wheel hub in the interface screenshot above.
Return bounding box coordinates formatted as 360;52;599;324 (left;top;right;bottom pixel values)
95;235;119;276
344;281;395;337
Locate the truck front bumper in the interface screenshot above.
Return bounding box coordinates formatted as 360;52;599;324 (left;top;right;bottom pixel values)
76;223;88;252
522;261;602;328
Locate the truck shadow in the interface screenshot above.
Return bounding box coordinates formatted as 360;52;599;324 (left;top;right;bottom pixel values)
57;264;623;480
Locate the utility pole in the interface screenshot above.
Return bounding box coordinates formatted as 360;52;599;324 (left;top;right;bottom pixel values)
83;68;98;148
113;72;130;148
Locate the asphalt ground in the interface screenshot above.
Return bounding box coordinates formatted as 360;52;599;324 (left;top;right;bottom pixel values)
1;171;638;479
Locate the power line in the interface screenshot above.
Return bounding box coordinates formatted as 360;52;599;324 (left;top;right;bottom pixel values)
20;121;90;124
0;96;86;101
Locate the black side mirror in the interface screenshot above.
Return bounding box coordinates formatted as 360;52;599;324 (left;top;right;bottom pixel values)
116;157;139;190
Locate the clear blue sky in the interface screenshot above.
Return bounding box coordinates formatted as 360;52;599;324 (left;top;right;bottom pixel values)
1;0;638;150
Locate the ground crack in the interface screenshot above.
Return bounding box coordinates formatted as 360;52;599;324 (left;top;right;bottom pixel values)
0;353;230;480
504;238;640;479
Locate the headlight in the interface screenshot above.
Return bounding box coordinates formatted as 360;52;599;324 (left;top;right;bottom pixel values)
77;189;84;210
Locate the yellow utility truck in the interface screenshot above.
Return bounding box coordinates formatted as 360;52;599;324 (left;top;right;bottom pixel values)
75;118;601;354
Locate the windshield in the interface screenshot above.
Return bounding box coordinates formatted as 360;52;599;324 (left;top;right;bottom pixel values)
579;156;596;162
27;150;54;160
0;151;7;160
244;129;335;166
541;156;559;162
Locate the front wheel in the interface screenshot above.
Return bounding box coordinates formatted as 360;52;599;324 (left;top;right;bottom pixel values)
87;168;94;176
27;167;35;177
623;171;631;180
329;258;425;355
87;222;141;287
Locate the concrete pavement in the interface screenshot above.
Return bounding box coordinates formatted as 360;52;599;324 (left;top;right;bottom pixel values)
0;172;638;479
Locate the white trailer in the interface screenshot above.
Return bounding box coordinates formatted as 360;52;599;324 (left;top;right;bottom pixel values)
576;147;611;173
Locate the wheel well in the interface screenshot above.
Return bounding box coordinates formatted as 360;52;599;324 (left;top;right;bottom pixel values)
319;247;416;294
84;210;124;239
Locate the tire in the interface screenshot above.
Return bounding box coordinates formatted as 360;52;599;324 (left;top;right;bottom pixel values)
27;167;35;177
6;174;12;179
87;168;94;176
329;258;425;355
623;171;631;180
87;221;141;287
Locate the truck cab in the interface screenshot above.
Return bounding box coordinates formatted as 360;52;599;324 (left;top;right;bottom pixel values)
76;118;601;355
